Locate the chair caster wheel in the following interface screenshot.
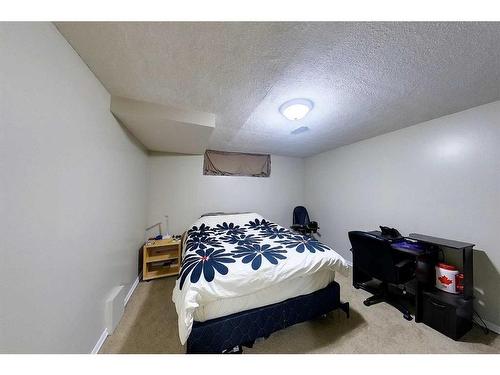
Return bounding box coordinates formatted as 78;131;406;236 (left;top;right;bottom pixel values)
363;300;371;306
403;314;413;321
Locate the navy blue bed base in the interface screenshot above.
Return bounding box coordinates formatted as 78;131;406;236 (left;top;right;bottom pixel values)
186;281;349;353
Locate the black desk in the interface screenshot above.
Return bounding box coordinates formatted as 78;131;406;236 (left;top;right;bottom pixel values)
355;231;436;320
353;231;475;340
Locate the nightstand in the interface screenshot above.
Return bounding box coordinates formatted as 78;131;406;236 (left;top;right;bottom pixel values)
142;238;182;281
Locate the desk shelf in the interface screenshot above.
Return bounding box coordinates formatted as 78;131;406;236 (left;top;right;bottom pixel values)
409;233;474;300
408;233;474;250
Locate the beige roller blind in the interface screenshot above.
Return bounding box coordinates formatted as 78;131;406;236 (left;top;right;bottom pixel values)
203;150;271;177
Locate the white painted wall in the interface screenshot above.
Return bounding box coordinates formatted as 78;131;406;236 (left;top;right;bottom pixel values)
0;23;148;353
2;22;499;352
147;154;304;235
304;101;500;329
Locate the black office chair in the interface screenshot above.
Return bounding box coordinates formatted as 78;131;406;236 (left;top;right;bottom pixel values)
348;231;416;321
290;206;319;236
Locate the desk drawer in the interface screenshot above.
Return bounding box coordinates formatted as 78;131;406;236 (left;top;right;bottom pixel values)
422;293;472;340
423;295;454;335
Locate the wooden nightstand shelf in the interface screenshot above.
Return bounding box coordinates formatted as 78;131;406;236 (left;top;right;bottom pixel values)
142;239;182;281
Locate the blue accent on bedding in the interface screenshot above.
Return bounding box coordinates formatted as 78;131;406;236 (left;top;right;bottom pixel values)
179;218;335;289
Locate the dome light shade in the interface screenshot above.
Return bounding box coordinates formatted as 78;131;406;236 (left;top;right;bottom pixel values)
279;98;313;121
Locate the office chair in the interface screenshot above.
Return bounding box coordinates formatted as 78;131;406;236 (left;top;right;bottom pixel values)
290;206;319;236
348;231;416;321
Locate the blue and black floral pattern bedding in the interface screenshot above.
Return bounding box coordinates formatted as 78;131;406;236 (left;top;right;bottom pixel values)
172;213;349;344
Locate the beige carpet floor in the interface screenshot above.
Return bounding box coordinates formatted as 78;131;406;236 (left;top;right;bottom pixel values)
100;273;499;354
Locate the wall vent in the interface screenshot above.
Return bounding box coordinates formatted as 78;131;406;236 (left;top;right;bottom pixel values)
105;285;126;335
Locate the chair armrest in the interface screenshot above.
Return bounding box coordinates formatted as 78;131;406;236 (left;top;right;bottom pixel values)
307;221;319;229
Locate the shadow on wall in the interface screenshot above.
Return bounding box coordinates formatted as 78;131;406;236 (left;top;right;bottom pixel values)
473;249;500;330
138;245;143;276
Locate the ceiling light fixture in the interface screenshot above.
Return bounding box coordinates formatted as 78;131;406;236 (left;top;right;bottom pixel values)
279;98;313;121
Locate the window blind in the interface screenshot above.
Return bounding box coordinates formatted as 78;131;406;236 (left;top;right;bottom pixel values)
203;150;271;177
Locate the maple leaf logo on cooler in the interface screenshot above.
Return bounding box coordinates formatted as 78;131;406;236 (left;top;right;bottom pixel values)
438;275;453;286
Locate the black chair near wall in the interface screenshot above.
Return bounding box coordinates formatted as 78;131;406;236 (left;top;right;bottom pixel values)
290;206;319;236
348;231;416;321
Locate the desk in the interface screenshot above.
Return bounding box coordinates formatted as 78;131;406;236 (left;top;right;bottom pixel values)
353;231;475;340
366;232;438;321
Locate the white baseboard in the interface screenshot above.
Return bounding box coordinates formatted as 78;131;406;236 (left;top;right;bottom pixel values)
124;273;142;307
91;328;108;354
481;319;500;334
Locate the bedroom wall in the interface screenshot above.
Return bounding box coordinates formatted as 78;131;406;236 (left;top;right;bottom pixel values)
304;100;500;330
0;23;149;352
147;154;305;235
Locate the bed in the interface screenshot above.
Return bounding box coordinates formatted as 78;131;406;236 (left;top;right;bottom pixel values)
172;213;350;353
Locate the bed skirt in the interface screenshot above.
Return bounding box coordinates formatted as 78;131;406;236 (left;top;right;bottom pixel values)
186;280;349;353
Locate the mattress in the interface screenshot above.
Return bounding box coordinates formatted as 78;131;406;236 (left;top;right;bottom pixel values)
193;268;335;322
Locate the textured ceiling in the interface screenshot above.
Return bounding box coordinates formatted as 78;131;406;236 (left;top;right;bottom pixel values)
55;22;500;157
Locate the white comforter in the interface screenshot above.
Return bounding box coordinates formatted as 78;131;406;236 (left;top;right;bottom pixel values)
172;213;349;344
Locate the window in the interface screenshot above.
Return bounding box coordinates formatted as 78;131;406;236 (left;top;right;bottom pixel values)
203;150;271;177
